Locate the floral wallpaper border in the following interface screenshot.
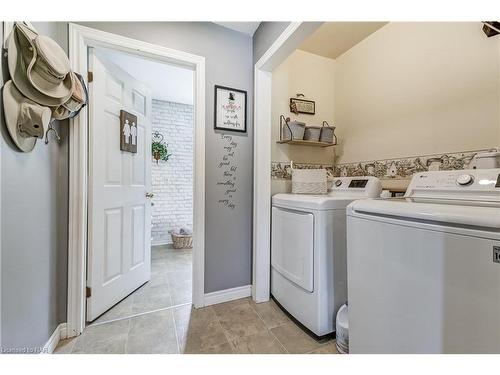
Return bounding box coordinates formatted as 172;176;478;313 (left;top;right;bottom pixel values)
271;162;335;180
271;149;490;180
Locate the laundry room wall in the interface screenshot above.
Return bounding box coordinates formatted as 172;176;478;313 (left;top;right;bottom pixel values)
1;22;68;351
75;22;254;294
334;22;500;165
271;49;336;195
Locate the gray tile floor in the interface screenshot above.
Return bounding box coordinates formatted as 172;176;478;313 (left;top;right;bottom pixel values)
93;245;192;324
55;297;338;354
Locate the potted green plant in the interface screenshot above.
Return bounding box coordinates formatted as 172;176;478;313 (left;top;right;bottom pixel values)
151;132;172;164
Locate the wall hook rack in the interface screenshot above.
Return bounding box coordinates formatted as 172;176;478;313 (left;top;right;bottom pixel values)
45;121;60;145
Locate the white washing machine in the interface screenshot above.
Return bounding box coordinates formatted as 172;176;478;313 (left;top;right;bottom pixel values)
347;168;500;353
271;176;382;337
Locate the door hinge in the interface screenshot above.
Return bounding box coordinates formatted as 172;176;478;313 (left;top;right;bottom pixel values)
86;286;92;298
87;71;93;83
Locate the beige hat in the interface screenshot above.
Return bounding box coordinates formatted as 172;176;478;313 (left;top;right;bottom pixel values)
7;22;73;107
51;72;88;120
2;80;51;152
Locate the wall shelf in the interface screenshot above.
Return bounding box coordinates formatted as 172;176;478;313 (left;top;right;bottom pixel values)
276;139;337;148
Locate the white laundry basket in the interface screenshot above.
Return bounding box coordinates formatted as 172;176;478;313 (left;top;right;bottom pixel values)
336;303;349;354
291;168;327;194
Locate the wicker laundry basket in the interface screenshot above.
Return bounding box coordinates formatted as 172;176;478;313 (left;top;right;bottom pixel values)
171;232;193;249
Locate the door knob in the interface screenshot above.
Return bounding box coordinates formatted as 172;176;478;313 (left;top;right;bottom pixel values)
146;192;154;199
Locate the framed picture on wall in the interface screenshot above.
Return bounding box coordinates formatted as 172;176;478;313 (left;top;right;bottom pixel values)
290;98;315;115
214;85;247;133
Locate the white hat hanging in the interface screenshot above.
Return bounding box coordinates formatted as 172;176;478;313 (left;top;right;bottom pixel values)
2;80;51;152
7;22;73;106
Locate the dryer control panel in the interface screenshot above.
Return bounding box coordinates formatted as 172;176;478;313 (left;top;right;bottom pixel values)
330;176;382;198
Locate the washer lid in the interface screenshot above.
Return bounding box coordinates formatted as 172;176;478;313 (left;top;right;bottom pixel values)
273;193;371;210
347;198;500;229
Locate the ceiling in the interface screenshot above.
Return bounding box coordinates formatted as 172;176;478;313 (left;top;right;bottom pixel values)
299;22;388;59
98;49;194;105
214;22;261;36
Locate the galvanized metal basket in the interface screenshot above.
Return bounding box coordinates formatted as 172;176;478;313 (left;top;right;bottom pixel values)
280;115;305;141
319;121;337;144
303;126;322;141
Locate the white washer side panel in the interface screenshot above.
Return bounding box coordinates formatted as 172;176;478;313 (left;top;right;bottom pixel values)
347;216;500;353
271;207;314;292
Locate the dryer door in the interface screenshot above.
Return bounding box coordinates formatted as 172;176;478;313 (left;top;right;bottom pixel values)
271;207;314;292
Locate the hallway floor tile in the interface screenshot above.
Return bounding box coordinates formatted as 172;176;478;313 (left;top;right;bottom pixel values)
55;298;338;354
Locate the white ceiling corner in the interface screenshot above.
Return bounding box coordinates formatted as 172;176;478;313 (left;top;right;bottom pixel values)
213;22;261;36
299;22;388;60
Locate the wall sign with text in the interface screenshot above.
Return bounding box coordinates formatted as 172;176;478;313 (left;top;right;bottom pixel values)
214;85;247;133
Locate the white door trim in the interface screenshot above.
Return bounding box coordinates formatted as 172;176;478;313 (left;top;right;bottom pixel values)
252;22;322;303
67;23;206;337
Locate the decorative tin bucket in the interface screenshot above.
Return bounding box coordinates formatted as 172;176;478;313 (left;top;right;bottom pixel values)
280;115;305;141
303;126;321;141
319;121;337;144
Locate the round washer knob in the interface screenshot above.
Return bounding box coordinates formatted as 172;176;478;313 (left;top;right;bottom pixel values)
456;174;474;186
334;179;342;187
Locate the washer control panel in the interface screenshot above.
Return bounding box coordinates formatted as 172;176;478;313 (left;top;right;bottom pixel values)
456;174;474;186
406;168;500;202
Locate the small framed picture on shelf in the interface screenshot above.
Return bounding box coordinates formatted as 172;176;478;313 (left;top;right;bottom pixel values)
290;98;315;115
214;85;247;133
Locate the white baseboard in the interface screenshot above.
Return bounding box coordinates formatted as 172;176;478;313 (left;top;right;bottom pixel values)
151;241;172;247
42;322;67;354
204;285;252;307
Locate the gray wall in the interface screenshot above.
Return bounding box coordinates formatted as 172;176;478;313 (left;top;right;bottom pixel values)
75;22;254;293
253;22;291;63
1;22;68;351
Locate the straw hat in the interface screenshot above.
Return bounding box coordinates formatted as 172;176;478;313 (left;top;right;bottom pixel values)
7;22;73;106
2;80;51;152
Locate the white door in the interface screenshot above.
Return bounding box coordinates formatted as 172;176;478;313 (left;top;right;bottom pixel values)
271;207;314;292
87;48;152;321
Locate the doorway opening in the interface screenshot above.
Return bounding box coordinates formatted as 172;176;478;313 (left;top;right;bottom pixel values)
85;47;195;325
67;24;205;338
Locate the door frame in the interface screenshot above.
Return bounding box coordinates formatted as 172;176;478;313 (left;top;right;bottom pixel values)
67;23;206;337
252;22;322;302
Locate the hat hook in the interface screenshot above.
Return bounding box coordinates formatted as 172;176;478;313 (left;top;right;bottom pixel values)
45;120;61;145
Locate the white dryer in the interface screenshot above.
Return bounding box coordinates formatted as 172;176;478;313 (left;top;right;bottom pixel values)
347;169;500;353
271;176;382;337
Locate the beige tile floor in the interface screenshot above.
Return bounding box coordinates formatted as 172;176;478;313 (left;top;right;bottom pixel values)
55;245;337;354
55;297;338;354
93;245;192;324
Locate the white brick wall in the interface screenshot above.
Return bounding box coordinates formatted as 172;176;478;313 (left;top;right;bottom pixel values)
151;99;194;245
